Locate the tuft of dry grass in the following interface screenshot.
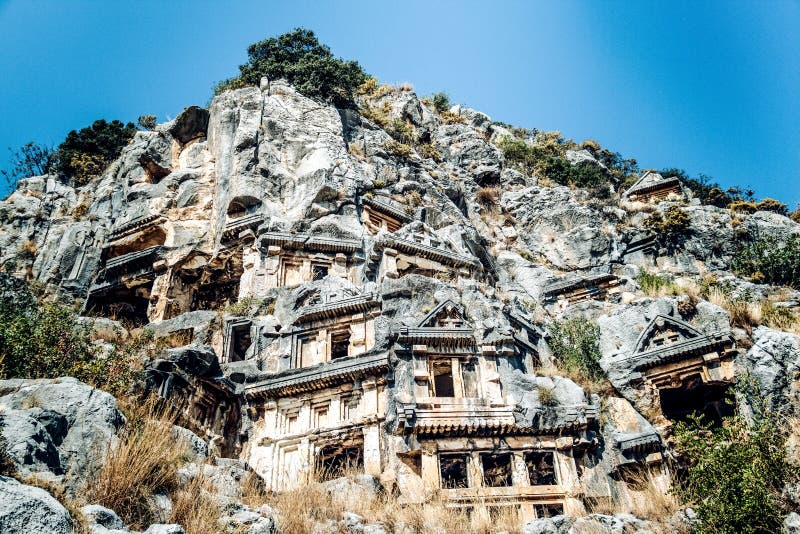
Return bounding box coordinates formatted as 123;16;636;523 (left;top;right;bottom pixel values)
169;469;224;534
476;187;500;211
84;397;191;528
583;467;681;529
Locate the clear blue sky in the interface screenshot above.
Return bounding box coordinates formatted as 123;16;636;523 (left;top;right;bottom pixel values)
1;1;798;206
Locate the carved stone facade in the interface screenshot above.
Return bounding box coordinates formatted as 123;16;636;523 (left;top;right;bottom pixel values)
623;171;684;202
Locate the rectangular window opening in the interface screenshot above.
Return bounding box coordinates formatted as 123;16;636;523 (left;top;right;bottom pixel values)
330;329;351;360
525;451;556;486
481;453;513;487
439;454;469;489
316;443;363;481
431;360;455;398
534;504;563;519
312;263;329;281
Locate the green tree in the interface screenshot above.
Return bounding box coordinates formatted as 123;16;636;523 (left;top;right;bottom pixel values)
217;28;368;107
547;317;604;381
732;235;800;289
54;119;137;184
674;411;796;534
1;142;55;190
137;114;157;130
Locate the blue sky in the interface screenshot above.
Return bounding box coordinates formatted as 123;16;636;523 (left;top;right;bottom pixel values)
1;1;798;206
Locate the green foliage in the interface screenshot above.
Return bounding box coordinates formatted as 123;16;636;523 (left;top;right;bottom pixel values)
635;271;671;294
55;119;137;184
211;76;249;96
729;198;788;216
0;274;140;396
673;410;796;534
1;142;55;190
644;206;691;247
498;135;611;187
220;28;369;107
732;235;800;289
660;168;764;210
416;143;441;162
547;317;604;381
430;92;451;113
536;386;557;407
386;118;415;145
137;115;157;130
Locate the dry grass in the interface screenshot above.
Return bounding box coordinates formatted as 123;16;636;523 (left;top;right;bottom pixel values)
84;397;191;528
246;469;523;534
583;468;681;530
476;186;500;212
169;469;224;534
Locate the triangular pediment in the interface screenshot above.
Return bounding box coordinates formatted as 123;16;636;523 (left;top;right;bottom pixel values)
623;170;679;197
395;222;457;252
634;314;702;353
417;299;468;328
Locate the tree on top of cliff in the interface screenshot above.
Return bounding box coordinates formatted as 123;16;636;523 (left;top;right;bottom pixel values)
54;119;137;185
213;28;369;107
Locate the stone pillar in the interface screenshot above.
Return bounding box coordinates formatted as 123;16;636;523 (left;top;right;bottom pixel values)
333;252;347;279
264;246;281;289
363;424;381;476
382;248;398;279
421;444;440;490
469;451;484;488
511;451;529;487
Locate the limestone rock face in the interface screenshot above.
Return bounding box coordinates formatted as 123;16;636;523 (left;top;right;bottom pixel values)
2;77;800;531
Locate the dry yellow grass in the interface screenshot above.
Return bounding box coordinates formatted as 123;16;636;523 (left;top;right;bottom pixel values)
583;468;681;531
84;397;191;528
168;469;224;534
241;468;523;534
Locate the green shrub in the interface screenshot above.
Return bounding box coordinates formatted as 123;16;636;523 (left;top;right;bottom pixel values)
0;414;15;476
55;119;136;183
386;118;415;145
547;317;604;381
644;206;691;247
790;205;800;224
635;271;671;294
673;410;796;534
498;136;611;187
137;115;157;130
430;92;451;113
220;28;369;107
732;235;800;289
416;143;441;162
536;386;557;407
1;142;55;190
384;140;413;159
0;274;140;395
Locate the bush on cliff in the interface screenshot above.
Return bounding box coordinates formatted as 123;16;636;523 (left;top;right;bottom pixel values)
0;274;140;395
732;235;800;289
54;119;137;185
674;408;796;534
214;28;368;107
1;142;56;191
547;317;604;382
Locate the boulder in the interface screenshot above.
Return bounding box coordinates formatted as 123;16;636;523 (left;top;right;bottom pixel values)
0;378;126;488
0;475;73;534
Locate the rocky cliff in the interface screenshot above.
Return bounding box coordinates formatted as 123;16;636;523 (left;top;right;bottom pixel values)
1;76;800;534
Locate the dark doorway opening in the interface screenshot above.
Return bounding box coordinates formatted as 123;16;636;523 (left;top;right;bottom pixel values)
229;322;252;362
658;377;733;425
431;360;455;397
330;329;351;360
524;451;556;485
